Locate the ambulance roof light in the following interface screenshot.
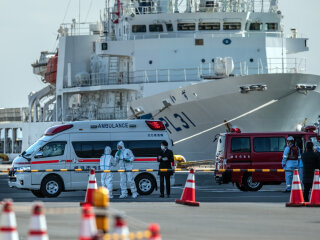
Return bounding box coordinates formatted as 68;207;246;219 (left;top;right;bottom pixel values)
44;124;73;136
146;121;166;130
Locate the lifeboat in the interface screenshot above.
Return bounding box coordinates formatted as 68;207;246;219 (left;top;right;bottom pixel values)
45;51;58;85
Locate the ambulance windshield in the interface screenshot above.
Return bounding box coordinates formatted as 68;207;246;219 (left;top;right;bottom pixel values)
22;140;46;158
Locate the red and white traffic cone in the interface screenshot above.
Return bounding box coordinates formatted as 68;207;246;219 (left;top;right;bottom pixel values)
28;202;49;240
113;215;129;240
307;169;320;207
0;200;19;240
81;169;98;206
79;204;97;240
286;169;305;207
148;223;161;240
175;168;200;206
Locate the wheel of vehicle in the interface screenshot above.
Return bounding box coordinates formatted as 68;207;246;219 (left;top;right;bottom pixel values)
40;175;63;198
31;190;45;198
235;183;248;192
135;173;156;195
242;174;263;192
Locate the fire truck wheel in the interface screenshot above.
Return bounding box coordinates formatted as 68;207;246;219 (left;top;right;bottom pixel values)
135;173;156;195
242;174;263;191
235;183;248;192
31;190;45;198
40;175;63;197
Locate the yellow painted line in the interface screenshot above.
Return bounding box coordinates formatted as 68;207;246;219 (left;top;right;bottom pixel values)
104;170;111;173
233;169;241;172
31;170;38;172
1;170;9;173
201;169;213;172
277;169;285;172
45;169;53;172
146;169;154;172
218;169;226;172
16;170;24;173
247;169;255;172
262;169;270;172
117;170;125;172
75;169;82;172
132;169;139;172
175;168;182;171
60;169;68;172
160;169;168;172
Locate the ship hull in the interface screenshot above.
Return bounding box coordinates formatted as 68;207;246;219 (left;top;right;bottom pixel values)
130;73;320;161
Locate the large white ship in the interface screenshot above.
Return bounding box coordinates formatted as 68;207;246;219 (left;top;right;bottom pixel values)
1;0;319;161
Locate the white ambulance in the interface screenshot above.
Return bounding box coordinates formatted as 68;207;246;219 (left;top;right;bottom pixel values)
8;120;174;197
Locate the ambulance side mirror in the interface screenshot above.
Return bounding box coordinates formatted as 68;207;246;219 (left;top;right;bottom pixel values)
34;152;43;159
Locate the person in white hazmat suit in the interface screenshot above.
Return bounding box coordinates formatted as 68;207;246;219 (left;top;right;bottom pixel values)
100;146;116;198
115;141;138;199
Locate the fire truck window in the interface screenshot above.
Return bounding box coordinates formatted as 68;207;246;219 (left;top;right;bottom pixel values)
231;138;250;153
253;137;286;152
40;142;66;157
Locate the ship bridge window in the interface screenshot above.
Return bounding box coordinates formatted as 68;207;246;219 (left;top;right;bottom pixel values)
249;22;262;31
132;25;147;33
178;23;196;31
265;23;278;31
199;22;220;31
166;24;173;32
149;24;163;32
223;22;241;30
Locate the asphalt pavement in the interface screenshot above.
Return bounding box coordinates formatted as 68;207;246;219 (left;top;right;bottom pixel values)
1;172;319;240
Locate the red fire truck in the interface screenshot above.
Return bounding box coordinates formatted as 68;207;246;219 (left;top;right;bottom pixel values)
215;126;320;191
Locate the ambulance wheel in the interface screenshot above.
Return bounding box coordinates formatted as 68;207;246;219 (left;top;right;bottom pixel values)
135;173;156;195
235;183;248;192
242;174;263;192
40;175;63;198
31;190;45;198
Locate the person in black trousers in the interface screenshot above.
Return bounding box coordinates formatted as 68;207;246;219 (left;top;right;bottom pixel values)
301;141;320;202
157;140;174;198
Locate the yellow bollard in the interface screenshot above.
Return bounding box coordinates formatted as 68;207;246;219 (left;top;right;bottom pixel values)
93;186;110;234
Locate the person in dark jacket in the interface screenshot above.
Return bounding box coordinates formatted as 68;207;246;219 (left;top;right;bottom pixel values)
157;140;174;198
301;142;320;202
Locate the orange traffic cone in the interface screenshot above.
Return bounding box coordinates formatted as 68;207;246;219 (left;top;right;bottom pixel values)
286;169;305;207
28;202;49;240
176;168;200;206
148;223;161;240
81;169;98;206
79;204;97;240
0;200;19;240
307;169;320;207
113;215;129;240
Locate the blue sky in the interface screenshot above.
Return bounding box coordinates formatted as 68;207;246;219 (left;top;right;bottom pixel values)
0;0;319;108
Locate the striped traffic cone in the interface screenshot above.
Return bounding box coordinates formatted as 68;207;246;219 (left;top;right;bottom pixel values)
148;223;161;240
176;169;200;206
0;200;19;240
81;169;98;206
113;215;129;240
28;202;49;240
79;204;97;240
307;169;320;207
286;169;305;207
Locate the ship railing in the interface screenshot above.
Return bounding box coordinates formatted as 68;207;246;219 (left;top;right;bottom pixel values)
59;22;102;36
64;107;127;121
266;58;307;74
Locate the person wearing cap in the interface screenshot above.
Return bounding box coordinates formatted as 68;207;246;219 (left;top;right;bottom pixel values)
100;146;116;198
301;141;320;201
115;141;138;199
157;140;174;198
282;136;302;192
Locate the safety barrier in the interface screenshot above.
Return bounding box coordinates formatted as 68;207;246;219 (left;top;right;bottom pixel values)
5;168;287;173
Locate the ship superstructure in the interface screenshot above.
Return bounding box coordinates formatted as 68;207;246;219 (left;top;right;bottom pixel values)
0;0;318;161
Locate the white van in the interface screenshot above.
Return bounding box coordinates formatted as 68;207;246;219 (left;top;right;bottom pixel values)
8;120;174;197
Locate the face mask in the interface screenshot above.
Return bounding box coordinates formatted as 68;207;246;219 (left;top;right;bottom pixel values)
161;145;165;150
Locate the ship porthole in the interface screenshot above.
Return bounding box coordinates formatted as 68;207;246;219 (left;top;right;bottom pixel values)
201;59;205;63
250;58;254;62
149;60;153;64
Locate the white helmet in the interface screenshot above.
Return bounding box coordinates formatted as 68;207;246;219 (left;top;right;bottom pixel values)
287;136;294;141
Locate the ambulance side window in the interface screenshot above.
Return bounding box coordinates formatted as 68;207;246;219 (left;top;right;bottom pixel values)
72;141;109;158
231;138;251;153
40;141;66;158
